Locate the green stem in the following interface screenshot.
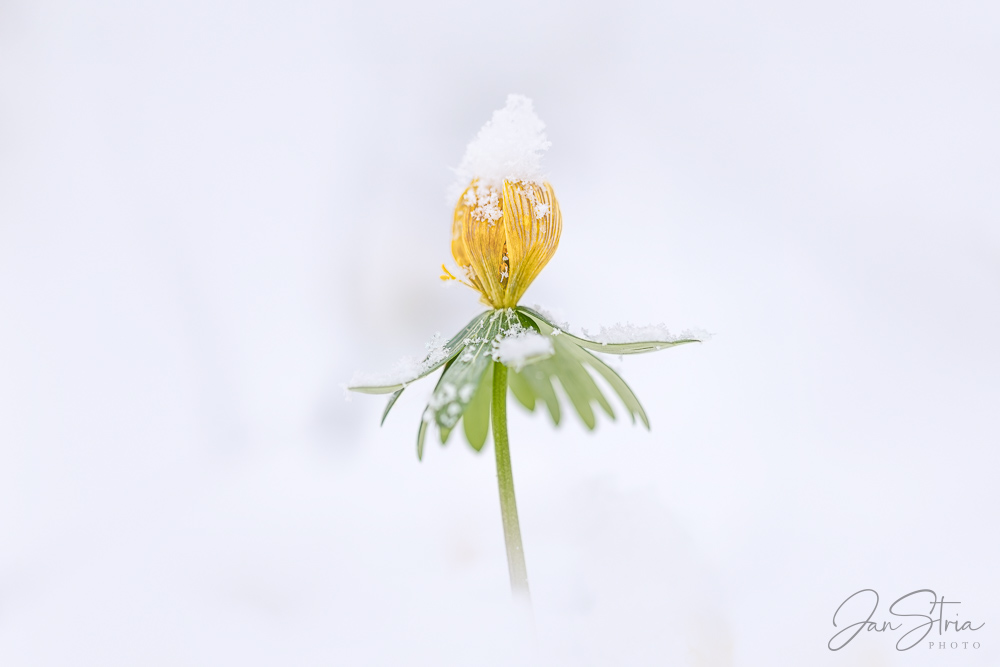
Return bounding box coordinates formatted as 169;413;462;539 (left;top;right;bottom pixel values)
492;360;530;597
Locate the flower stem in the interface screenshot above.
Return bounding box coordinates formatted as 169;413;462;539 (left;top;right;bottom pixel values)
492;360;530;597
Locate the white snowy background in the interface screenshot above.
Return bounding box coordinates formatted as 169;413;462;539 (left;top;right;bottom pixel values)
1;1;998;665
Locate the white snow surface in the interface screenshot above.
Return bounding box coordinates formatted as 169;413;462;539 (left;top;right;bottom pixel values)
453;94;551;194
349;333;448;388
582;323;711;344
494;330;554;371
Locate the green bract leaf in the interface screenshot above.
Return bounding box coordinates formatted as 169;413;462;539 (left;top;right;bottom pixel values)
429;311;505;432
507;306;688;431
397;305;689;459
349;311;492;394
518;306;701;355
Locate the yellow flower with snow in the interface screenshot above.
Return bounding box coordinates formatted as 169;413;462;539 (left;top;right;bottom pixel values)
441;94;561;309
348;94;705;598
446;179;562;309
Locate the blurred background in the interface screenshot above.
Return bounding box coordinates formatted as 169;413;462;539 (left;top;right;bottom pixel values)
1;1;998;665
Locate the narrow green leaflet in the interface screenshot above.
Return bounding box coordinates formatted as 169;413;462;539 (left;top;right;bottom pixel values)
544;333;615;430
416;419;429;461
507;367;536;411
380;388;404;426
570;344;649;428
514;360;561;425
417;358;454;460
350;310;491;394
518;306;701;355
551;358;595;428
462;363;493;451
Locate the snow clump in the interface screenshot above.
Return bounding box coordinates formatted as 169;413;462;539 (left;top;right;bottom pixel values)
494;330;554;371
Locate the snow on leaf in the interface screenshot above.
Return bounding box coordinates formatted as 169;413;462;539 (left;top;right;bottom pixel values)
582;323;711;344
349;333;449;390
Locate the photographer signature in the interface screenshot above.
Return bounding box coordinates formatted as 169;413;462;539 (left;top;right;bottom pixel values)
828;589;985;651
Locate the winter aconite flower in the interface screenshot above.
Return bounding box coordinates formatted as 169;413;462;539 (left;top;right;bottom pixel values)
348;95;704;597
444;179;561;309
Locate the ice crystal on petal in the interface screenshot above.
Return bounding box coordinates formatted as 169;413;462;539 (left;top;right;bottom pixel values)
468;184;504;223
520;185;551;220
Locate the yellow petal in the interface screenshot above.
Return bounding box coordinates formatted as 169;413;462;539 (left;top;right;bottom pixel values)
451;185;474;269
451;183;491;302
461;198;506;307
501;180;561;307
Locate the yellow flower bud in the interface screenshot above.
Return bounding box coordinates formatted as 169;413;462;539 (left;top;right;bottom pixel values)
448;179;562;309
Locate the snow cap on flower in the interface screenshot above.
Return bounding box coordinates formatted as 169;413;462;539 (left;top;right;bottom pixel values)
453;94;551;192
